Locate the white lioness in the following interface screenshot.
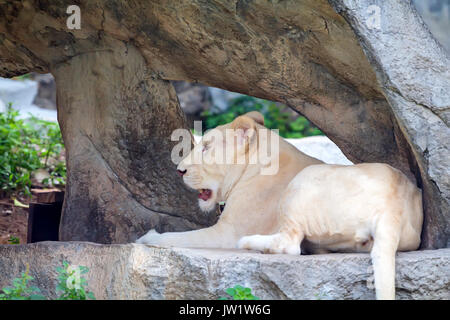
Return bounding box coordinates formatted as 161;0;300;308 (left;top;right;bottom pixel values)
137;112;423;300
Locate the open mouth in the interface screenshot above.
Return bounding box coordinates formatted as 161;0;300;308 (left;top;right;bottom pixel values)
198;189;212;201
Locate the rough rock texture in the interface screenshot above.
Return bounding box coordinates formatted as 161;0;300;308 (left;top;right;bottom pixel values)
171;81;212;127
0;242;448;300
329;0;450;248
54;46;216;242
413;0;450;53
0;0;448;247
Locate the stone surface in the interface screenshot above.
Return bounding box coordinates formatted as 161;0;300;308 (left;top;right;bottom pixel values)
413;0;450;53
31;72;56;110
0;242;448;300
171;81;212;127
329;0;450;248
285;136;352;165
208;87;243;111
0;0;448;247
54;46;215;243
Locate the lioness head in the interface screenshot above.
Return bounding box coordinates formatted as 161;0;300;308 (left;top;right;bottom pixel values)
177;111;273;212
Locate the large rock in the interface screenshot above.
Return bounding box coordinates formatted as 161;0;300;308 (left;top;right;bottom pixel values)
285;136;352;165
53;47;215;243
171;81;212;127
0;242;448;300
329;0;450;248
413;0;450;53
30;73;56;110
0;0;448;247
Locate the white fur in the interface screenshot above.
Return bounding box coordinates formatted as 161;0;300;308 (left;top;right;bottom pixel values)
137;112;423;300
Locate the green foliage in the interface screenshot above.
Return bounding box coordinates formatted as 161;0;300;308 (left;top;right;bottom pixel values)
201;96;323;138
13;198;29;208
314;292;328;300
219;285;260;300
0;103;66;196
7;236;20;244
56;261;95;300
0;104;40;195
0;264;45;300
12;74;31;81
42;161;66;187
0;261;95;300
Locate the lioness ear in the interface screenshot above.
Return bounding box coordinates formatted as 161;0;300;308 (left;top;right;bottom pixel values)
231;115;256;148
243;111;264;126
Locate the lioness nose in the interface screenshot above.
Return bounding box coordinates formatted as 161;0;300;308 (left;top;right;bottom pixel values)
177;169;187;176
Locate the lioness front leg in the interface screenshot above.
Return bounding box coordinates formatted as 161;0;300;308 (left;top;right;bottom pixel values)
136;222;238;248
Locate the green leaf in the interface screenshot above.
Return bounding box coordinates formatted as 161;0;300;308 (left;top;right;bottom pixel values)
221;285;260;300
56;284;65;291
2;287;12;294
225;288;236;296
13;198;29;208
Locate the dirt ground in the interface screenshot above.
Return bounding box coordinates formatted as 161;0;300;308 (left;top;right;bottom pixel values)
0;194;30;244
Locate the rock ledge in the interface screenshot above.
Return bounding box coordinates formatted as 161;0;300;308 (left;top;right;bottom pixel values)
0;242;448;300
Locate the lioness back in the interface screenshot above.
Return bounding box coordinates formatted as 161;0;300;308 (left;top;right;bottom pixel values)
278;163;422;252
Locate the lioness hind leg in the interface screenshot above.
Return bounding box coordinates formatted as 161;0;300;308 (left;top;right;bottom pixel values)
370;216;401;300
237;232;302;255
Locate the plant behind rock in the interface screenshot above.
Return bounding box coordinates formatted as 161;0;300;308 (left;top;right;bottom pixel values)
201;96;322;139
0;102;66;196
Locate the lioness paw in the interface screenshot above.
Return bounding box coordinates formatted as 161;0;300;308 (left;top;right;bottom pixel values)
237;234;271;251
238;234;300;255
237;236;254;250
